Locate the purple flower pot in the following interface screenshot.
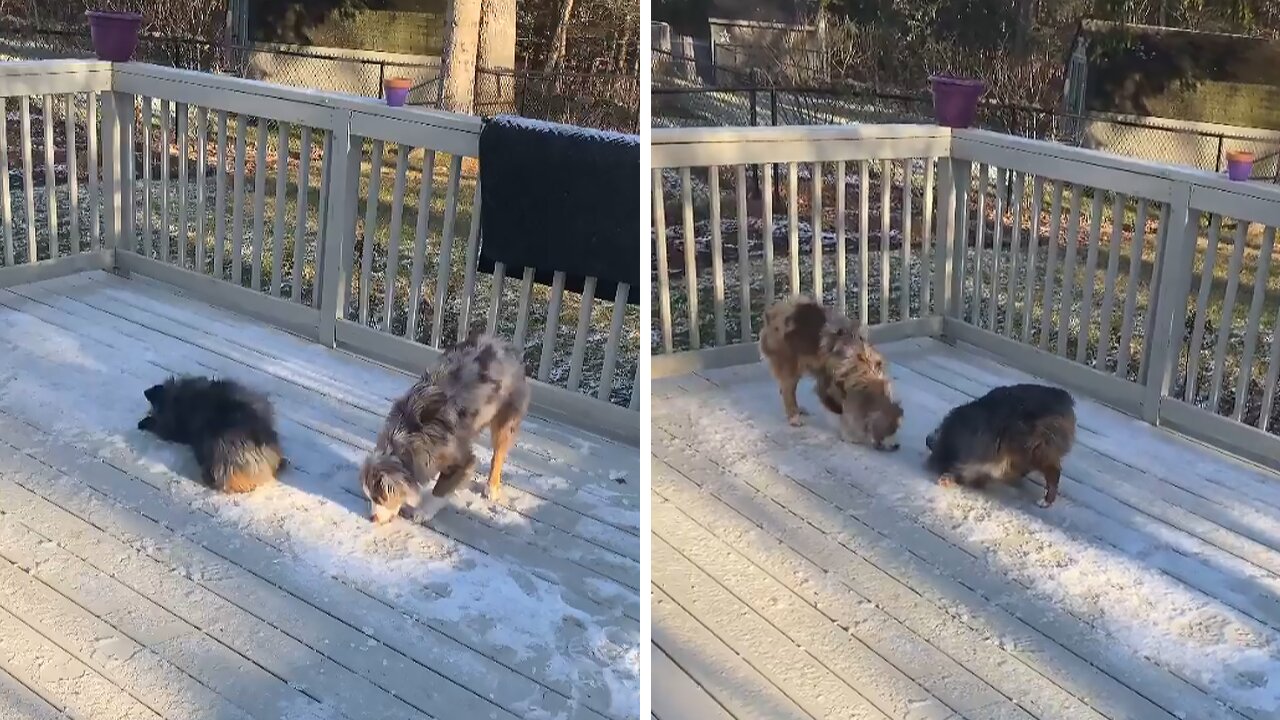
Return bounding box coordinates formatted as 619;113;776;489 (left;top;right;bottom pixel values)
86;11;142;62
385;86;410;107
1226;153;1254;181
930;75;985;129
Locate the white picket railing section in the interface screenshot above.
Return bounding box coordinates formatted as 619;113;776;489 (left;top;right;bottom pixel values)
0;60;638;443
653;123;1280;469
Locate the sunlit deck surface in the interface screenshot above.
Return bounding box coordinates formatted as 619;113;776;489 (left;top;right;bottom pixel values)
652;338;1280;720
0;271;639;720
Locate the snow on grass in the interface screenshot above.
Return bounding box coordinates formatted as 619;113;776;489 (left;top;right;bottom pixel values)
0;300;639;719
656;368;1280;716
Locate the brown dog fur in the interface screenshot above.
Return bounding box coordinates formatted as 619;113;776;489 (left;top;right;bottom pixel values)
759;295;902;450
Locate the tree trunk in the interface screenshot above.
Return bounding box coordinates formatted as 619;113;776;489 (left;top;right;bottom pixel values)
441;0;483;114
544;0;576;72
1012;0;1036;58
475;0;517;112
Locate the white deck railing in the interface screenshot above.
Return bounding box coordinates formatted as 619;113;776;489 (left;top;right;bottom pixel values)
0;60;638;443
653;123;1280;470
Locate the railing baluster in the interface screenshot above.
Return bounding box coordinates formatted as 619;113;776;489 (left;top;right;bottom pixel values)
787;161;799;295
1208;219;1248;412
1021;176;1044;342
43;95;57;259
176;103;189;266
1185;212;1222;398
653;169;673;352
736;165;751;341
383;145;410;330
1003;171;1024;338
123;95;135;248
231;113;248;282
1234;226;1276;422
709;166;725;345
87;94;99;250
65;95;81;253
1095;193;1126;371
762;163;774;302
20;97;35;264
1056;185;1083;356
359;139;384;325
680;166;699;350
317;117;356;348
195;109;209;273
140;95;152;256
599;282;629;401
921;158;935;315
292;127;312;303
812;161;823;299
1117;199;1151;379
485;261;505;335
159;98;171;263
1038;180;1065;349
879;159;891;324
214;110;228;276
567;276;597;391
0;98;11;264
512;266;537;353
1257;301;1280;431
1076;190;1105;363
272;122;288;296
859;160;870;324
987;168;1006;332
537;270;566;381
405;149;436;339
835;160;847;316
456;180;483;341
314;131;334;309
251;120;269;290
430;154;463;347
901;159;913;321
970;163;987;326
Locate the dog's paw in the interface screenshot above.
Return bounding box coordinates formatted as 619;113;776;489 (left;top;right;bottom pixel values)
787;414;805;427
937;474;957;489
136;417;153;431
1037;497;1055;508
484;484;505;504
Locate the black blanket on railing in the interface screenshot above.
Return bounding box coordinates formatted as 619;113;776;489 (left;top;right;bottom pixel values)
477;115;640;305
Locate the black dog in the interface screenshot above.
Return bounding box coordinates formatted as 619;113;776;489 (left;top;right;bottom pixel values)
138;376;287;494
926;384;1076;507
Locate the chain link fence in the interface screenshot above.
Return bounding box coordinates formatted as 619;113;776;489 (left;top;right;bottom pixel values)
474;67;639;133
652;83;1280;179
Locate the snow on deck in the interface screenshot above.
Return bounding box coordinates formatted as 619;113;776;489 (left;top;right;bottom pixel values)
653;337;1280;720
0;271;639;720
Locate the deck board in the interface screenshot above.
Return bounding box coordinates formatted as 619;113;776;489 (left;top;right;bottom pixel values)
653;338;1280;720
0;272;639;720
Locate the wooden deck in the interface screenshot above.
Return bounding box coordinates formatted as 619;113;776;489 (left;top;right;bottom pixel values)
652;338;1280;720
0;271;639;720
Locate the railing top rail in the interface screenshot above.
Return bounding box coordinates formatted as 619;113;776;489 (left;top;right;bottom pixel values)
111;62;483;136
652;123;951;145
0;58;112;77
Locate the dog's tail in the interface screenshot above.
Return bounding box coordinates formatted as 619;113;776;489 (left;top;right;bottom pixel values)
207;440;283;494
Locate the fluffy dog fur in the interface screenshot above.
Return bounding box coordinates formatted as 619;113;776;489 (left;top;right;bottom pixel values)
925;383;1076;507
137;376;286;494
360;332;530;524
759;295;902;450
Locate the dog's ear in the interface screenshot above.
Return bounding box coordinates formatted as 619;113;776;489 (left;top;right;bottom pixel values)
143;383;165;404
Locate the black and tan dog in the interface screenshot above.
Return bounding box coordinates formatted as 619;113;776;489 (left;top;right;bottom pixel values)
759;295;902;451
926;383;1076;507
360;332;530;524
138;376;287;494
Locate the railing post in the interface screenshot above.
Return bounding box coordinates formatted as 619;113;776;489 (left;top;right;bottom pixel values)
1141;181;1197;425
317;110;356;348
935;156;971;322
102;90;133;271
